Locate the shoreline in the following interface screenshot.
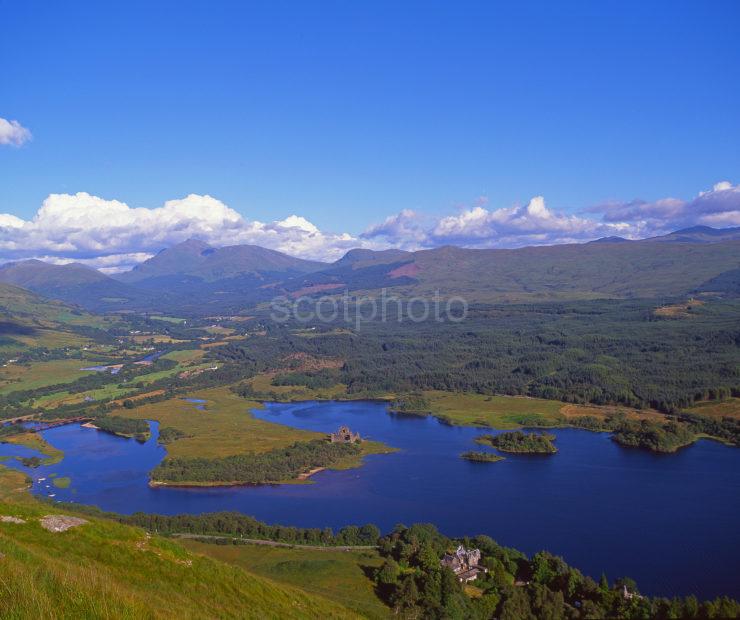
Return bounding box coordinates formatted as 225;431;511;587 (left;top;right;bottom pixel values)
149;464;331;488
297;466;326;480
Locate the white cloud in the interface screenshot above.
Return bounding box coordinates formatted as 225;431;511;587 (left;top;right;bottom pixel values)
364;181;740;249
1;181;737;273
44;253;156;274
0;192;376;271
277;215;320;233
361;210;429;249
591;181;740;232
0;118;32;146
431;196;630;246
365;196;633;249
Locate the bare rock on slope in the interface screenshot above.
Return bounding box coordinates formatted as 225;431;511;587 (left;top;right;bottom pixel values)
40;515;87;532
0;515;26;524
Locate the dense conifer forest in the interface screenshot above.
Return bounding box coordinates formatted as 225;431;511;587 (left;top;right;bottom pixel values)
215;299;740;414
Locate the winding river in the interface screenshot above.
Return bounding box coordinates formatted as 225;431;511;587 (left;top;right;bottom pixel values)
2;400;739;599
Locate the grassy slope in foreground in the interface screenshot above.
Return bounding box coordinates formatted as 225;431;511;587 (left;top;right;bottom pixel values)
181;540;389;620
0;468;357;619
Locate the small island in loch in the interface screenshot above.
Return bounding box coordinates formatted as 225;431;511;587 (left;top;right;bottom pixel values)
461;451;505;463
477;430;558;454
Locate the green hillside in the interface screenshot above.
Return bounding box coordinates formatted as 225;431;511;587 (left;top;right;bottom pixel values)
117;239;326;284
4;230;739;315
0;260;161;313
0;469;357;619
0;282;114;356
364;239;740;302
181;541;389;619
0;282;91;324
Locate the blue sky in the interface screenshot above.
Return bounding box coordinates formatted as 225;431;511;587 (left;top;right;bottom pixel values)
1;0;739;268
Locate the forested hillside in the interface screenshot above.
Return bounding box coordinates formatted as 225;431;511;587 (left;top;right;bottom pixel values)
216;298;740;413
0;282;117;357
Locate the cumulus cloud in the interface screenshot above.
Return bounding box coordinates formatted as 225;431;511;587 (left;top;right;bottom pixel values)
364;196;633;249
1;181;738;272
590;181;740;233
0;118;32;146
363;181;740;250
42;253;158;275
0;192;375;271
360;210;429;249
430;196;615;245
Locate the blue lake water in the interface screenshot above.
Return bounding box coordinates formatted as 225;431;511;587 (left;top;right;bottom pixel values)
139;350;164;363
1;399;739;599
80;351;162;373
183;398;207;410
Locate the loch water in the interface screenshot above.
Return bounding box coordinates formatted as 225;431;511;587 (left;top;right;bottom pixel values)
2;400;738;599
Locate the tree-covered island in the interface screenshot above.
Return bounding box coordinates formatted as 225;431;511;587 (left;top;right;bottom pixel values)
476;431;558;454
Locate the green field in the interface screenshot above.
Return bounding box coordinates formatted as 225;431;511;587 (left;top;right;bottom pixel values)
0;328;90;356
28;356;212;409
122;387;316;458
161;348;206;363
0;359;95;395
182;541;389;619
136;362;212;385
119;387;394;482
420;391;567;428
149;315;187;324
35;384;136;409
0;283;122;356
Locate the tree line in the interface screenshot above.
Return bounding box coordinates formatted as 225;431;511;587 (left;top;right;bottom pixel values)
47;500;739;618
151;439;360;484
218;298;740;415
90;415;150;442
478;431;558;454
373;523;740;619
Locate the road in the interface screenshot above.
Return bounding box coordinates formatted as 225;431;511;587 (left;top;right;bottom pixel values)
171;532;377;552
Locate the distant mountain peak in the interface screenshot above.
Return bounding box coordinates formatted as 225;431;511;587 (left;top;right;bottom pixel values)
673;225;715;234
117;240;326;283
672;225;739;236
171;238;212;253
335;248;411;268
645;225;740;243
589;236;631;244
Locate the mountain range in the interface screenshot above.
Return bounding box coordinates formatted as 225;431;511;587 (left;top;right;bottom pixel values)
0;226;738;315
